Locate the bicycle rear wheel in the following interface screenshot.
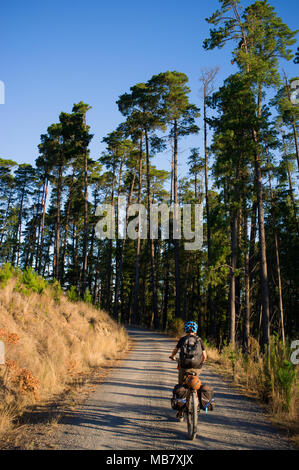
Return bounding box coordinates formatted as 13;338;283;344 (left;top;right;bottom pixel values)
187;391;198;440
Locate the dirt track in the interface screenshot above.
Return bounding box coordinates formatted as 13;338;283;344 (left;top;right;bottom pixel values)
54;328;294;450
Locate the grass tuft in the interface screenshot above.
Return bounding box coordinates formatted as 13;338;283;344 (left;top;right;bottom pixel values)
0;269;129;438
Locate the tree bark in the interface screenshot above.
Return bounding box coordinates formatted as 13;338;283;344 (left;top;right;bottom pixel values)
252;85;270;351
105;159;117;313
54;163;63;280
38;178;48;274
229;209;238;348
173;119;181;319
60;171;75;284
145;130;159;329
243;205;250;353
81;146;89;297
132;135;144;325
268;172;285;344
254;150;270;350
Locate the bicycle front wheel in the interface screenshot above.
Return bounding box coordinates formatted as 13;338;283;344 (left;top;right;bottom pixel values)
187;391;198;440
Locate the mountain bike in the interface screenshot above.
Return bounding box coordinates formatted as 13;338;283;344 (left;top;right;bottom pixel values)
170;358;200;441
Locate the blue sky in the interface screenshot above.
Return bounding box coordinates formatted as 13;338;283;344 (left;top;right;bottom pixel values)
1;0;298;179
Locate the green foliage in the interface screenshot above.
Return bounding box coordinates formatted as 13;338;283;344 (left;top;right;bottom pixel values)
266;335;297;411
49;279;63;304
67;285;79;302
83;288;92;304
0;262;15;287
204;0;298;86
21;267;48;294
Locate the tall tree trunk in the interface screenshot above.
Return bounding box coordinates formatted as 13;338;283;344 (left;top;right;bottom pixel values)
162;247;170;331
81;147;89;297
88;188;100;292
132;135;144;325
243;203;250;353
113;159;124;321
252;85;270;351
34;181;44;270
16;183;26;266
113;164;136;322
61;171;75;284
235;209;242;325
54;163;63;280
268;172;285;344
38;178;48;274
229;209;238;348
254;152;270;350
92;245;101;305
173;118;181;319
162;144;174;331
183;256;190;320
106;167;116;313
201;78;216;338
145;130;159;329
0;187;13;246
196;263;202;333
249;198;257;289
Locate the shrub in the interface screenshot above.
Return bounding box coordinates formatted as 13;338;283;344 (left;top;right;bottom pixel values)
213;334;298;417
49;279;63;304
84;288;92;304
266;335;297;412
67;285;78;302
0;262;15;287
21;267;48;294
168;318;185;337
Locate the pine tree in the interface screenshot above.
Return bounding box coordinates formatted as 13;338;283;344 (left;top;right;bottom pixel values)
204;0;297;349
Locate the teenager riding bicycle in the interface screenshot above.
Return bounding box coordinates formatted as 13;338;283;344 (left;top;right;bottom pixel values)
169;321;207;384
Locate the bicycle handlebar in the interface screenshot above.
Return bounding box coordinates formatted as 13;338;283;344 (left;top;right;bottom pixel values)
169;356;179;363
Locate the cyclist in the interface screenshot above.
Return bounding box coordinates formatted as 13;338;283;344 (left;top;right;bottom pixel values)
169;321;207;385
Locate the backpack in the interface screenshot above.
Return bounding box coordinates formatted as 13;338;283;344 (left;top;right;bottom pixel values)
198;383;215;411
179;335;203;369
171;384;188;410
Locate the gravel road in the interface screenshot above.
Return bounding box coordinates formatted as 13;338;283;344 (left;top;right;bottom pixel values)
54;328;294;450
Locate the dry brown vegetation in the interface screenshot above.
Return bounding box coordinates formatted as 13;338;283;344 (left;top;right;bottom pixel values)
0;276;129;438
206;339;299;447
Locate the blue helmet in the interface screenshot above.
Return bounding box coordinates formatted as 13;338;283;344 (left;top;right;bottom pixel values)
184;321;198;333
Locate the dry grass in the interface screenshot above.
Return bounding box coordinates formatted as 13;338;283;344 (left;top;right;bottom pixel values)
205;345;220;363
206;337;299;447
0;277;129;438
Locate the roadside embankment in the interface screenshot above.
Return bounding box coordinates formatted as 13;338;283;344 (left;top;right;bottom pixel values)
0;265;129;439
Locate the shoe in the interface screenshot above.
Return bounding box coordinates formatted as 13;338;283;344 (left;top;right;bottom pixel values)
176;411;184;422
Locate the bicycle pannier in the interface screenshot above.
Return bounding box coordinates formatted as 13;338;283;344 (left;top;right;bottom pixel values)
198;383;214;410
171;384;188;410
